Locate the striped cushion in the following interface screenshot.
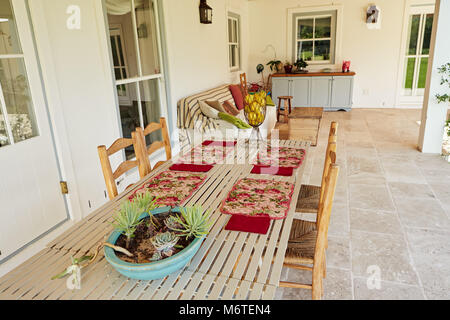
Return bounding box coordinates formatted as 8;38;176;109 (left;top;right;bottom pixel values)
177;84;236;132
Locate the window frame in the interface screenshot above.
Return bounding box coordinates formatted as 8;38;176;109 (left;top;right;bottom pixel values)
287;5;342;70
295;14;333;64
227;12;241;71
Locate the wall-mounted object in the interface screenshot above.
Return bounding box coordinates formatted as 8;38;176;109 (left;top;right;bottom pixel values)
366;5;381;29
199;0;212;24
137;23;148;38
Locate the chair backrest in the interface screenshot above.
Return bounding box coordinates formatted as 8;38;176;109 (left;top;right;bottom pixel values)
240;73;248;96
314;162;339;261
328;121;338;143
97;134;140;200
134;117;172;178
319;141;337;207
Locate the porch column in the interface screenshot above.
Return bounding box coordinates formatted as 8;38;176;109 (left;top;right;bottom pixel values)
418;0;450;153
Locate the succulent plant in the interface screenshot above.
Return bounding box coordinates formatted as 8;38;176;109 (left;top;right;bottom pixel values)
111;201;143;249
132;192;160;227
132;192;159;213
164;215;183;231
171;205;212;240
151;232;179;258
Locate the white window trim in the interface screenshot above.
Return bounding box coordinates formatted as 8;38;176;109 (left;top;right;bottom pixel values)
295;14;333;65
287;5;343;71
227;12;241;72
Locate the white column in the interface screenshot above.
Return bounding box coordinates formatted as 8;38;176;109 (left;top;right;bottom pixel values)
418;0;450;153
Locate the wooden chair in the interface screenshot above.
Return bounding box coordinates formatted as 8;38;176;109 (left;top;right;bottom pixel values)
134;117;172;178
240;73;248;96
97;133;141;200
277;96;292;123
280;159;339;300
296;122;338;214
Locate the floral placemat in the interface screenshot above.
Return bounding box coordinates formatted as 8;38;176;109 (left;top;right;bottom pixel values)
130;171;207;207
253;146;306;168
220;178;295;220
176;144;235;165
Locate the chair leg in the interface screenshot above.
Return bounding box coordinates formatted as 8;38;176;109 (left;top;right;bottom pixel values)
311;264;323;300
288;99;292;114
322;254;326;279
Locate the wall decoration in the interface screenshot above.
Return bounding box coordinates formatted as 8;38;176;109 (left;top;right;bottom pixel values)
366;5;381;29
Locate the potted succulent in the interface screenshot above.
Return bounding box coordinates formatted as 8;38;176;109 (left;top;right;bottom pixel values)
284;61;293;74
294;58;308;73
104;192;212;280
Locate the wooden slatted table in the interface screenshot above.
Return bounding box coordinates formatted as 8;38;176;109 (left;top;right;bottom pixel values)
0;139;309;300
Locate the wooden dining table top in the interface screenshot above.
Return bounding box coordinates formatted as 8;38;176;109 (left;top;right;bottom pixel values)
0;139;310;300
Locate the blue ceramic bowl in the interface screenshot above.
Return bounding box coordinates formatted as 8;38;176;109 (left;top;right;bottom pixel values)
104;206;205;280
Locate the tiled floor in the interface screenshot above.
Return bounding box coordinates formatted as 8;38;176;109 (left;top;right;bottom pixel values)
276;108;450;300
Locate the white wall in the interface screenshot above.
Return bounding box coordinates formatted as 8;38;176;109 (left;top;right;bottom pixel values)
247;0;434;108
161;0;250;142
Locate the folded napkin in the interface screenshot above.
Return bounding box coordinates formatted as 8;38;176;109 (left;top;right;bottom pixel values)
251;165;294;177
202;140;238;147
169;163;214;173
224;214;271;235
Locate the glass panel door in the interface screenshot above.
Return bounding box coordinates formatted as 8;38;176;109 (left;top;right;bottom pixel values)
105;0;166;160
402;8;434;97
0;1;38;146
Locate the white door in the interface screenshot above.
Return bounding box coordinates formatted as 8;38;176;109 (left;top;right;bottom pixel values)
0;0;68;263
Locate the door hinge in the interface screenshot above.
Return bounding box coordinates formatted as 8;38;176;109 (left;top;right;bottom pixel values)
60;181;69;194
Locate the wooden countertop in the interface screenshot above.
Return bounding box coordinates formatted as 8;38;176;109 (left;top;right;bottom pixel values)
272;71;355;77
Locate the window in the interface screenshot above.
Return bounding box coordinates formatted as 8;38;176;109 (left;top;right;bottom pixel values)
0;0;38;147
293;11;337;64
106;0;166;159
227;13;240;70
401;7;434;97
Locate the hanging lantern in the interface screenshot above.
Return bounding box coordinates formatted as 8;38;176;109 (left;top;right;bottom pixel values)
199;0;212;24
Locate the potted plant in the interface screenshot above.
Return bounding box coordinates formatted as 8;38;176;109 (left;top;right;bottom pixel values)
267;59;282;73
284;61;293;74
294;58;308;73
104;193;212;280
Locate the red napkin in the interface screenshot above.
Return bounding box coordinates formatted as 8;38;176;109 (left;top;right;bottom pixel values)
202;140;237;147
169;163;214;172
225;214;271;234
251;165;294;176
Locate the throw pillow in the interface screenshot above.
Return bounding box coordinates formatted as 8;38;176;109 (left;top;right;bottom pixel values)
222;100;240;116
198;100;219;119
205;100;227;113
229;84;245;110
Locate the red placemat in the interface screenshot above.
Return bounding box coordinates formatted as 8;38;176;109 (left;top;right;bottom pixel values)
224;214;271;234
169;163;214;173
202;140;237;147
251;165;294;177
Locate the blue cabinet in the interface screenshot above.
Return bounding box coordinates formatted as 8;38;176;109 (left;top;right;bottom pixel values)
272;74;354;111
